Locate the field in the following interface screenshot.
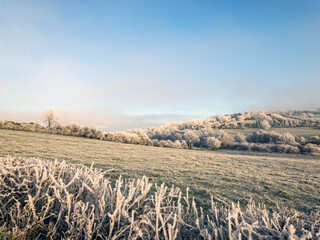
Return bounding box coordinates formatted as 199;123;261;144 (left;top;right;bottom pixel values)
1;129;320;213
224;127;320;138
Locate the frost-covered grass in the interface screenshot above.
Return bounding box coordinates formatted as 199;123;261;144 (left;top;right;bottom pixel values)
224;127;320;138
0;156;319;239
1;129;320;214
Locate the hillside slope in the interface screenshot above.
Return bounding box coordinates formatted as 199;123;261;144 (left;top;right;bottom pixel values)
1;129;319;212
1;110;320;154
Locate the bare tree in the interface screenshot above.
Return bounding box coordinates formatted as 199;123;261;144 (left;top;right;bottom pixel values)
41;108;60;129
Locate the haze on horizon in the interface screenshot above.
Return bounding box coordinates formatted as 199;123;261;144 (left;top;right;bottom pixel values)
0;1;319;131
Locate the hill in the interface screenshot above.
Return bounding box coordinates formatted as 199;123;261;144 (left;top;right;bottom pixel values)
1;110;320;154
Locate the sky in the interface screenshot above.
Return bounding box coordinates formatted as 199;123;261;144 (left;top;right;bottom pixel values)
0;1;319;131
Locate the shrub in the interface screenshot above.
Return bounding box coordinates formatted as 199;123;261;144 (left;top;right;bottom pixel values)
183;130;200;148
232;142;250;151
249;143;272;153
301;144;320;154
308;135;320;145
297;136;307;145
234;133;246;143
260;120;271;131
246;130;296;145
206;137;221;150
270;144;300;154
211;131;233;148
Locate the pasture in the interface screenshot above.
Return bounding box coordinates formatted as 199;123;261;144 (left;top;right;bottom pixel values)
0;129;319;212
224;127;320;138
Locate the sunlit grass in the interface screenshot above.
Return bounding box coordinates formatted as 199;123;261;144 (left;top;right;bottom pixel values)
0;129;319;213
1;156;319;239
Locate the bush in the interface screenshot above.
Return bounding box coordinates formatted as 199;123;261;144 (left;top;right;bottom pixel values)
260;120;271;131
301;144;320;154
270;144;300;154
206;137;221;150
234;133;246;143
232;142;250;151
308;135;320;145
0;157;319;239
246;130;296;145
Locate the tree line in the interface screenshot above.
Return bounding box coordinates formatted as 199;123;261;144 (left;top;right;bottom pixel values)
1;108;320;154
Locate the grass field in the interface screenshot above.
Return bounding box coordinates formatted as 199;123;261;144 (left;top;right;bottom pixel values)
224;127;320;137
1;129;320;213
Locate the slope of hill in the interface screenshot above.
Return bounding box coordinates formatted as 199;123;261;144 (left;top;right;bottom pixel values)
1;129;319;213
1;110;320;154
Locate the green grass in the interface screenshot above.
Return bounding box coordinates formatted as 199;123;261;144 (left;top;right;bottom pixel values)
224;127;320;137
1;129;320;213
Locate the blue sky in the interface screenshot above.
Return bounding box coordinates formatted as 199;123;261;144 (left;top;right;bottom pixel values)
0;1;319;130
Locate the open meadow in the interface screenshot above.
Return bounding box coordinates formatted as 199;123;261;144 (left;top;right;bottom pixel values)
224;127;320;138
1;129;319;213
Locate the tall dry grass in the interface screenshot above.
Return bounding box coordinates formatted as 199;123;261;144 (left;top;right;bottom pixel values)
0;156;319;239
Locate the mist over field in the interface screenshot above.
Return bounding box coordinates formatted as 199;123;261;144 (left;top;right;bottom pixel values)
0;110;199;131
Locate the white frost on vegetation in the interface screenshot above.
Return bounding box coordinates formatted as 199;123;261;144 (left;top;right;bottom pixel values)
0;157;319;239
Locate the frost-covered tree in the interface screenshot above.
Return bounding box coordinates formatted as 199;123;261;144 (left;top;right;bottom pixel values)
183;130;200;148
301;113;307;119
260;120;271;131
206;137;221;150
41;108;60;128
237;115;245;122
307;113;314;118
235;133;246;143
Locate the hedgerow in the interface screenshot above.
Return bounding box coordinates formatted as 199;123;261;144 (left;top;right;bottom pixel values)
1;110;320;155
